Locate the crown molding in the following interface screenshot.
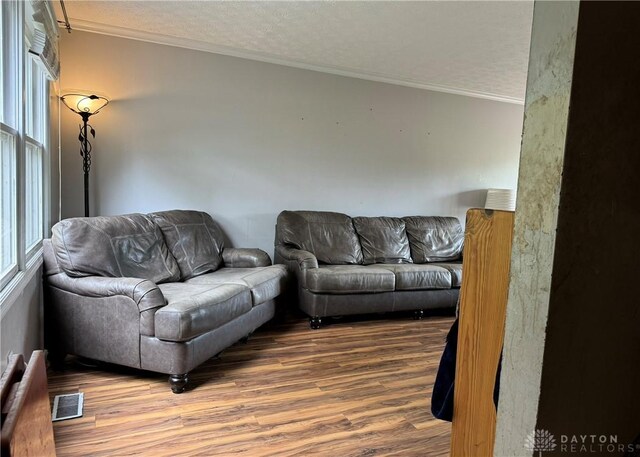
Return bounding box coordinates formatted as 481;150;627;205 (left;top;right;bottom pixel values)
65;18;525;105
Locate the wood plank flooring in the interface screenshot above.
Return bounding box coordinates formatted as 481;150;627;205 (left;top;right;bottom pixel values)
48;313;454;456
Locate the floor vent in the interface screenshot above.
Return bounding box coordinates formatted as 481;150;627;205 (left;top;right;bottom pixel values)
51;393;84;422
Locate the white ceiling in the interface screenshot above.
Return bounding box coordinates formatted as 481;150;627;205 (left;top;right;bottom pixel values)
56;1;534;103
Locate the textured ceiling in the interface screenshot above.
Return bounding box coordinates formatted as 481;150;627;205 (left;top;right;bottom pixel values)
57;1;534;102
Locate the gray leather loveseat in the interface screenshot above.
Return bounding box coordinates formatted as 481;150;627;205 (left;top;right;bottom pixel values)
275;210;463;328
44;210;288;393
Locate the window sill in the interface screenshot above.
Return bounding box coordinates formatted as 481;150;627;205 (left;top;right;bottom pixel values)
0;248;43;319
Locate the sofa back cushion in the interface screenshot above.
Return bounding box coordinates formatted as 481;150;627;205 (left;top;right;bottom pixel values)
51;213;181;283
352;217;412;265
403;216;464;263
276;211;363;265
149;210;225;280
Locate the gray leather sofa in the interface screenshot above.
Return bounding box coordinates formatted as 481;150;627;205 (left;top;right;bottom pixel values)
43;210;288;393
275;211;463;328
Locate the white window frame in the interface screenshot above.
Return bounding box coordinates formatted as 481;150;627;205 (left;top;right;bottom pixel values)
0;125;19;290
24;137;45;258
0;0;51;303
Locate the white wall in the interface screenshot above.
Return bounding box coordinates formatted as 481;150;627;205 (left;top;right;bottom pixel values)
59;31;523;255
0;267;42;373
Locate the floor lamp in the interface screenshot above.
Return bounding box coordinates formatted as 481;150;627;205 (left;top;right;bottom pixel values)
60;93;109;217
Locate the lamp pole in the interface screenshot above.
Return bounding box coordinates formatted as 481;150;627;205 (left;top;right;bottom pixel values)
80;112;91;217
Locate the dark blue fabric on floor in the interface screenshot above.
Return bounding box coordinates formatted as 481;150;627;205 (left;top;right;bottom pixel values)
431;319;459;421
431;318;501;422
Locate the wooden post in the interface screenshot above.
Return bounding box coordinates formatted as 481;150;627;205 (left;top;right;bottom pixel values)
0;351;56;456
450;208;514;456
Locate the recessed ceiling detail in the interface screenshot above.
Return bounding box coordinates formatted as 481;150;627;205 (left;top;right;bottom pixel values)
56;1;534;104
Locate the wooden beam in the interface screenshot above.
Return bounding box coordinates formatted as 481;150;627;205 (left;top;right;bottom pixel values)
451;208;514;456
1;351;56;456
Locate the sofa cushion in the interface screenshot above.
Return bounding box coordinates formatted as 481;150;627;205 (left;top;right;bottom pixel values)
155;283;251;342
185;265;288;305
149;210;225;280
403;216;464;263
305;265;395;294
378;264;452;291
431;262;463;287
276;211;363;265
352;217;412;265
51;214;181;284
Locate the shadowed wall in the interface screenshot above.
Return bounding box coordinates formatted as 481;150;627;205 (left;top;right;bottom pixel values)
535;2;640;450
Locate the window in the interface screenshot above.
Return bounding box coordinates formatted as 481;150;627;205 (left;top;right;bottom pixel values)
25;140;43;253
0;130;17;288
1;0;20;290
1;1;19;127
1;0;52;293
24;46;47;256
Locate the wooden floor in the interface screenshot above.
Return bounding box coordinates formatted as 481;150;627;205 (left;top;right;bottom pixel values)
48;312;454;457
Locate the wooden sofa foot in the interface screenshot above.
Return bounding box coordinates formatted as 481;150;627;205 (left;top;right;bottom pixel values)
413;310;425;320
169;373;188;393
309;316;322;330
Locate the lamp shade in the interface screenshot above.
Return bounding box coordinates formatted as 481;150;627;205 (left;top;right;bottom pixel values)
485;188;516;211
61;93;109;116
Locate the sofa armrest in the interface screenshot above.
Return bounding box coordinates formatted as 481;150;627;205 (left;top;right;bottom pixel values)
222;248;272;268
274;246;318;290
275;246;319;270
45;273;166;313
